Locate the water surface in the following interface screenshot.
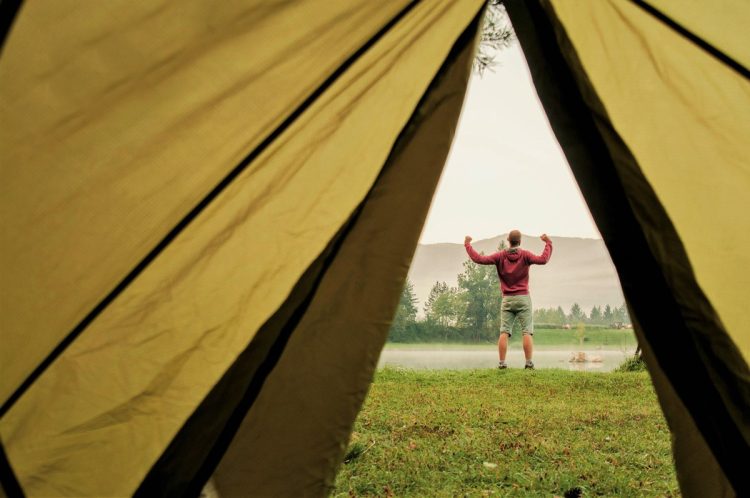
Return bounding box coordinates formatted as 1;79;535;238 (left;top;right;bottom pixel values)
378;347;635;372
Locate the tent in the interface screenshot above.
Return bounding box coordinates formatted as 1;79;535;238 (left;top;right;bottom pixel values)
0;0;747;496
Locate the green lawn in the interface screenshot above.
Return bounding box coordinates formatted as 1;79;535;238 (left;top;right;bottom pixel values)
333;368;678;497
387;328;637;350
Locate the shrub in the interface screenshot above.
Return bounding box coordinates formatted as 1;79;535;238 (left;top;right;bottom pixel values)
615;354;647;372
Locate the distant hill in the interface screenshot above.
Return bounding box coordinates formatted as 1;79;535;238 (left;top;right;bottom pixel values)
408;234;624;316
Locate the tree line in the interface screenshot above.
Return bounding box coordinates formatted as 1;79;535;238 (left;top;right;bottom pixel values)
389;258;630;343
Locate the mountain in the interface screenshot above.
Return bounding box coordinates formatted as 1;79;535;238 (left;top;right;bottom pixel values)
407;234;624;315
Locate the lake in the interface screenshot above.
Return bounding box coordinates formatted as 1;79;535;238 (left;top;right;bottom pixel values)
378;347;636;372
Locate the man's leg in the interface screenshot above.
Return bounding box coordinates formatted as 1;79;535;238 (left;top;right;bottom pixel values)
498;300;513;368
518;296;534;368
522;333;534;362
498;332;510;363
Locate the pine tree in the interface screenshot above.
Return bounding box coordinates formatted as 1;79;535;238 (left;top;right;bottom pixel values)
474;1;516;76
619;303;631;324
569;303;585;324
589;305;602;325
389;278;419;341
555;306;566;325
397;279;418;323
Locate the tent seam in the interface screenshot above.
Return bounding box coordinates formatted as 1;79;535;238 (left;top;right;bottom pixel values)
133;4;484;496
0;0;423;419
629;0;749;79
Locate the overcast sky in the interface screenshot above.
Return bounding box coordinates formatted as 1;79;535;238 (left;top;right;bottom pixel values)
418;42;601;245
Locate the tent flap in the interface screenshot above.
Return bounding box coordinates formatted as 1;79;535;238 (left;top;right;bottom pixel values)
0;0;484;495
505;0;750;495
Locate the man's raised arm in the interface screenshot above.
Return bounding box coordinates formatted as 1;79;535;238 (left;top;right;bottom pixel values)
464;236;502;265
526;234;553;265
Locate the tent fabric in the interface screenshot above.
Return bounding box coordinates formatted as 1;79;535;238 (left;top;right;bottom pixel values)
0;1;22;57
551;0;750;362
209;18;480;496
0;0;484;496
0;0;415;410
2;0;749;496
638;323;734;497
631;0;750;73
504;0;749;496
135;12;482;495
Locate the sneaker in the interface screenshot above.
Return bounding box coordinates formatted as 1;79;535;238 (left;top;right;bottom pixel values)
524;361;535;370
498;362;508;370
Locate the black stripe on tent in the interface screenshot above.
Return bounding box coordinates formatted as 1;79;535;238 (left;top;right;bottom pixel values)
134;7;484;497
0;0;22;57
0;443;23;498
504;1;749;495
0;0;423;418
135;201;361;498
630;0;750;80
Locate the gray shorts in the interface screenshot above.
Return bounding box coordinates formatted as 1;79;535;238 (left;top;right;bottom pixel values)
500;294;533;336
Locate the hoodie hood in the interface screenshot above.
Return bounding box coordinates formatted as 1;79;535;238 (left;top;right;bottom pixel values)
506;247;522;261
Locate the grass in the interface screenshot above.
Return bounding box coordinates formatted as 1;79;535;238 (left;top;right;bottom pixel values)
387;329;637;350
333;368;678;497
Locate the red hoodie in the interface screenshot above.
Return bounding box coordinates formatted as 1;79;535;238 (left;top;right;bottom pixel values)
464;240;553;296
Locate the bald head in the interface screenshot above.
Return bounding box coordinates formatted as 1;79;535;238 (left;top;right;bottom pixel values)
508;230;521;247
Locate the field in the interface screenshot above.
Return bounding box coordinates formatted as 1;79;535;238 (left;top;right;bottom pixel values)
387;328;638;349
333;368;678;497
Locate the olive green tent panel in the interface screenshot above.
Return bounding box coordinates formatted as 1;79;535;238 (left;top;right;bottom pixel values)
0;0;410;407
2;0;749;497
505;1;749;496
649;0;749;69
0;0;484;496
638;329;734;496
550;0;750;362
211;22;479;495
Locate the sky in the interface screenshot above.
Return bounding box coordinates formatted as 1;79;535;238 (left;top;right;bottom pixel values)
417;42;601;245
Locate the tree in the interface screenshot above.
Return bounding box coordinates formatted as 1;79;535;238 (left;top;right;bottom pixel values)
533;307;548;324
554;306;567;325
395;279;418;324
457;258;502;341
612;302;630;325
424;281;445;320
568;303;585;324
619;303;631;324
389;278;419;341
589;305;602;325
424;281;460;329
603;304;613;324
575;322;586;346
534;306;564;326
474;1;516;76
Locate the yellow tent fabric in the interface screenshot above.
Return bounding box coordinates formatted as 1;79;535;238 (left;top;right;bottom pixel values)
0;0;415;409
1;0;484;496
210;29;479;495
1;0;748;496
551;0;750;361
505;1;749;496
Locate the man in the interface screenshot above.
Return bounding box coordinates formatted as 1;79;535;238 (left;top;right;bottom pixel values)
464;231;552;369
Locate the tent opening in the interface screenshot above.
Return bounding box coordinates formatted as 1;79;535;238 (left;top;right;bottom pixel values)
333;4;679;496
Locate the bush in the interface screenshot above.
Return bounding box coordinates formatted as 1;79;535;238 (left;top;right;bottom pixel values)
615;354;647;372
